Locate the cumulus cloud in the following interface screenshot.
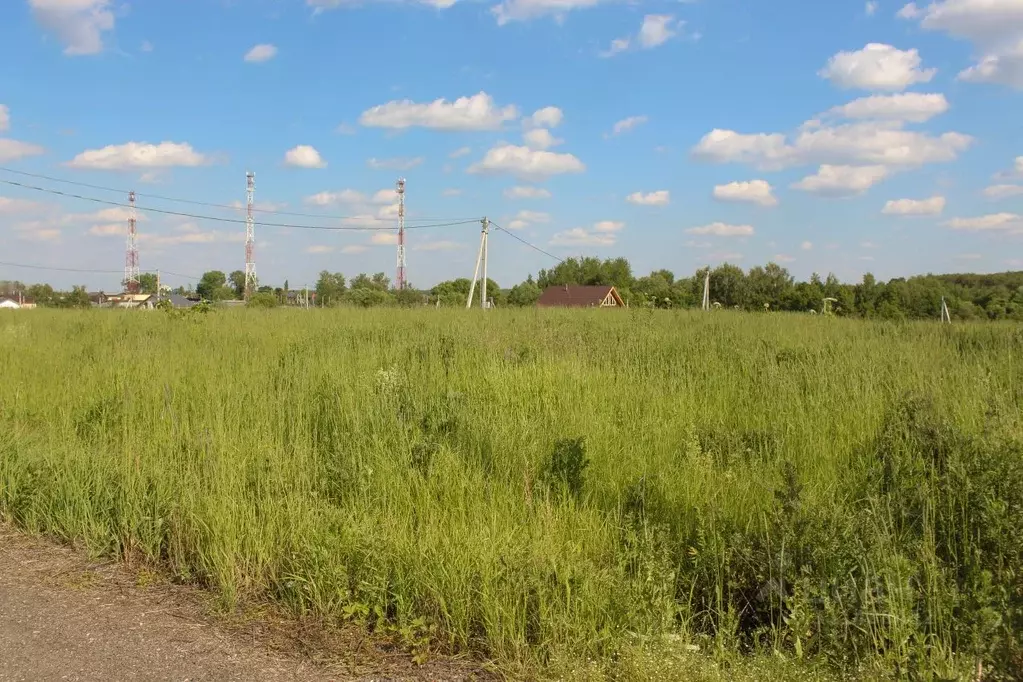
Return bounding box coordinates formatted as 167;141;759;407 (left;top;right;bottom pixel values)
610;115;648;136
0;139;45;163
523;128;564;150
341;245;369;254
284;145;327;168
29;0;114;56
506;209;551;230
304;189;367;206
792;164;890;196
359;92;518;131
523;106;564;129
899;0;1023;89
0;104;8;132
306;245;334;254
504;185;552;199
826;92;949;122
467;144;585;181
712;180;778;207
866;1;878;16
692;121;971;171
371;232;399;245
449;146;471;158
801;241;814;250
550;227;617;247
492;0;601;24
593;220;625;233
626;190;670;206
983;184;1023;199
66;142;209;170
602;14;681;57
945;212;1023;231
819;43;936;91
881;195;946;215
244;44;278;63
686;222;755;236
774;253;796;263
367;156;424;170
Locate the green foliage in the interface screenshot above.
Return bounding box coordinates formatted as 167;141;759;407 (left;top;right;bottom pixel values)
2;309;1022;680
137;272;159;295
314;271;346;307
196;270;228;301
228;270;246;299
246;292;278;308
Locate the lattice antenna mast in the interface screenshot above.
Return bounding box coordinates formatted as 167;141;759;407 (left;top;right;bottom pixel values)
125;190;140;294
244;172;256;300
396;177;406;290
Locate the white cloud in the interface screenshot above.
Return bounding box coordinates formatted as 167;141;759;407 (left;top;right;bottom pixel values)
899;0;1023;89
801;240;814;250
626;190;670;206
866;0;878;15
686;222;755;236
370;188;397;204
523;128;563;150
140;40;153;53
371;232;399;245
945;212;1023;231
359;92;518;131
983;184;1023;199
712;180;778;207
774;253;796;263
310;0;456;9
304;189;367;206
693;121;971;171
414;240;464;251
0;139;45;163
818;43;936;91
367;156;424;170
881;195;946;215
449;146;471;158
550;227;617;247
492;0;601;24
335;122;357;135
467;144;585;180
341;245;369;254
0;197;43;215
306;245;334;254
602;14;680;57
504;185;552;199
284;145;327;168
29;0;114;56
826;92;949;122
524;106;564;129
66;142;208;169
0;105;8;132
506;209;551;229
792;164;890;196
610;115;648;135
593;220;625;233
956;252;983;260
638;14;678;48
244;44;278;63
442;188;462;197
710;251;744;262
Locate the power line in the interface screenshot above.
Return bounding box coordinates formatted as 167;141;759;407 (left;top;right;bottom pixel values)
490;222;564;263
0;178;481;231
0;260;200;279
0;166;473;223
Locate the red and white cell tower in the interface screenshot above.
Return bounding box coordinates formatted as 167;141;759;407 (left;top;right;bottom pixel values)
124;190;140;294
395;177;406;290
244;171;256;300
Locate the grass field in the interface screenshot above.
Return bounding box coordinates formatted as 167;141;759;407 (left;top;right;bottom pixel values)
1;308;1021;680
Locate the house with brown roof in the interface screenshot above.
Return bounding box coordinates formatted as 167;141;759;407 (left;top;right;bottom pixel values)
536;284;625;308
0;294;36;309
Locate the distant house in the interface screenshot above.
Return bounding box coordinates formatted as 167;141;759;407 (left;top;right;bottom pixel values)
166;294;197;309
109;293;155;309
88;292;110;307
0;295;36;310
536;285;625;308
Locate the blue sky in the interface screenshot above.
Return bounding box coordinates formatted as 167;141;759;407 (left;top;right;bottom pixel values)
1;0;1022;291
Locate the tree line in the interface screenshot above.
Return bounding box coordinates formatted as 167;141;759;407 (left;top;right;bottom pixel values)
4;258;1023;320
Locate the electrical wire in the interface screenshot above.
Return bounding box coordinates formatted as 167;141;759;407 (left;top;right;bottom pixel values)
0;260;200;279
489;222;564;263
0;166;476;223
0;178;481;232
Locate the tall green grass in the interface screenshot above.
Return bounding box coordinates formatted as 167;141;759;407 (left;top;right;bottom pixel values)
1;308;1021;679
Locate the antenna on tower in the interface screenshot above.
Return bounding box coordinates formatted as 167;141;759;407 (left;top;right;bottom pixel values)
125;190;140;294
244;171;256;300
396;177;406;290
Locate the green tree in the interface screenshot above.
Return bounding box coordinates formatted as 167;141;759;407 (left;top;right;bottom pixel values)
137;272;159;295
228;270;246;299
246;292;278;308
315;271;347;307
197;271;228;301
507;277;542;306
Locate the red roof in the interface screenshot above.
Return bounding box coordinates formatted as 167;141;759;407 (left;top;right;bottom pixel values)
536;285;623;308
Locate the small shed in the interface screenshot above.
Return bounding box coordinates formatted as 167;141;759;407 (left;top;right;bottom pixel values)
536;285;625;308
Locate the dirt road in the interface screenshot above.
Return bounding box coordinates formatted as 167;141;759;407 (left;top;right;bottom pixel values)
0;526;487;681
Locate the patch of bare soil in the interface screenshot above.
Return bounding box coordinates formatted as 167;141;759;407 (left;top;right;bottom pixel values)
0;525;495;681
